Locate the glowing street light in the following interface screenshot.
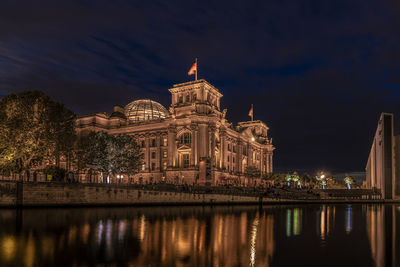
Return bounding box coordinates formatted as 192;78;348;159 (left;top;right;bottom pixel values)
316;173;327;189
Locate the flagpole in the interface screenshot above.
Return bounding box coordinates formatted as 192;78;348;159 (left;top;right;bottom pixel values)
195;57;198;81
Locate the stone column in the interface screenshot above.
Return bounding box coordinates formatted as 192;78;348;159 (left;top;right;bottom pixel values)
210;125;216;167
269;152;273;173
168;125;177;168
236;139;242;173
220;129;226;170
157;132;162;171
199;124;208;159
248;146;253;167
145;134;150;172
260;149;263;174
191;123;198;166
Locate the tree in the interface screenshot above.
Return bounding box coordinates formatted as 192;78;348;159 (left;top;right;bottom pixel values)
301;173;313;186
77;131;143;182
244;166;261;179
0;91;76;178
344;175;355;189
285;173;292;186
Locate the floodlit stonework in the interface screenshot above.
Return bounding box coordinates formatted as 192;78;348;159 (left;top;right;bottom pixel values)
76;79;275;185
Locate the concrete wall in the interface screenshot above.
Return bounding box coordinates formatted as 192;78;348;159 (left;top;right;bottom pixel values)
0;182;261;207
0;181;17;206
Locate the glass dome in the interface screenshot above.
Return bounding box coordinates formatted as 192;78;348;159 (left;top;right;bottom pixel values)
125;99;169;122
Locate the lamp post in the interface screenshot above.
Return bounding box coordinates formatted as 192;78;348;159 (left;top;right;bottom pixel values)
316;173;326;190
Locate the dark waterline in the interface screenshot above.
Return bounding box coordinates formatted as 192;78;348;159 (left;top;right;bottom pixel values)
0;204;398;267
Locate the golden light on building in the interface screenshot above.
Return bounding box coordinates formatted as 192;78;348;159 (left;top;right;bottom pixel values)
75;79;275;185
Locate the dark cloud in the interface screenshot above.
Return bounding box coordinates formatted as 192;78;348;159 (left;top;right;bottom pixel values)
1;0;400;173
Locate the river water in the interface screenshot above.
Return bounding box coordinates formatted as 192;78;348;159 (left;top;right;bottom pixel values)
0;204;398;267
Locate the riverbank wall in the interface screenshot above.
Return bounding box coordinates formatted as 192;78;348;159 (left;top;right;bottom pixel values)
0;181;395;207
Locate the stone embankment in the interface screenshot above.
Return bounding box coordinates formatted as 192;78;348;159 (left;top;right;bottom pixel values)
0;181;389;207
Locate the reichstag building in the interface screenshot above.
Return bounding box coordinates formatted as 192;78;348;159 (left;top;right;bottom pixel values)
76;79;275;185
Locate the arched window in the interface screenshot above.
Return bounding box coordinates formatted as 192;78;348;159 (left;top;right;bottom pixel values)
179;132;191;145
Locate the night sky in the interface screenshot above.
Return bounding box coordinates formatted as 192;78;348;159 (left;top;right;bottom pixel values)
1;1;400;174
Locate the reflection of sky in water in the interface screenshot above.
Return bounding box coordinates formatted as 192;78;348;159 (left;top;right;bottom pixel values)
0;205;397;266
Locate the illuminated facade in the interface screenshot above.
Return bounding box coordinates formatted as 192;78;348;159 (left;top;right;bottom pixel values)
366;113;400;199
76;79;275;185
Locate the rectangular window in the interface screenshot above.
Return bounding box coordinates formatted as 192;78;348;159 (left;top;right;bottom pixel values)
141;140;145;148
179;133;191;145
163;137;168;146
151;152;156;159
227;144;231;151
151;139;156;147
185;95;190;102
141;164;145;171
163;151;167;158
163;161;167;170
183;154;190;168
233;156;235;163
233;145;236;153
151;162;156;170
192;94;197;101
179;95;183;103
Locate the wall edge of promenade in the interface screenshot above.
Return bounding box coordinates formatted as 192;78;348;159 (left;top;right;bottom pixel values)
0;181;394;208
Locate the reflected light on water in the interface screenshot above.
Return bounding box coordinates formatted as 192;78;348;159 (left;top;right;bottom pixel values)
286;208;302;237
320;206;326;240
118;220;127;242
24;233;35;267
249;214;259;267
1;235;16;262
139;214;146;242
96;220;104;245
286;209;291;237
293;208;301;236
81;223;90;244
345;205;353;234
0;205;397;266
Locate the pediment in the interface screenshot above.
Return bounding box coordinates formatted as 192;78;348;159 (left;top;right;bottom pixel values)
178;144;191;150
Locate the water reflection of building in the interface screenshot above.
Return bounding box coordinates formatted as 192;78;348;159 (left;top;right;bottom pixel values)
366;205;400;267
129;210;275;266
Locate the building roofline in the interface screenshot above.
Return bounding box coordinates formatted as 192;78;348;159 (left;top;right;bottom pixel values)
172;79;220;91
